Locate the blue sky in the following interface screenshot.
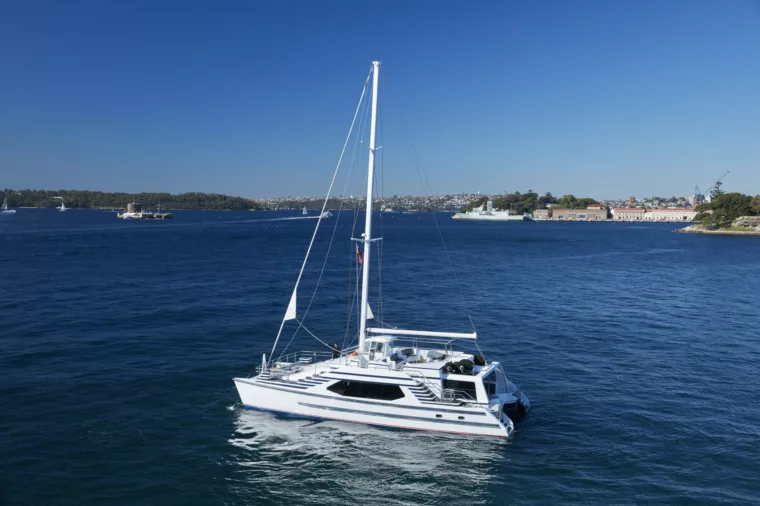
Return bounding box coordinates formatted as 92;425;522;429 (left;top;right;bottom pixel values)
1;0;758;199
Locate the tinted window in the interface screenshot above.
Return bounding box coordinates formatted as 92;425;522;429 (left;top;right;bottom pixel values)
327;380;405;401
482;371;497;396
443;379;477;400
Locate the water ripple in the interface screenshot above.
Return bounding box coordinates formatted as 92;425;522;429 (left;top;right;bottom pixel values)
1;211;759;505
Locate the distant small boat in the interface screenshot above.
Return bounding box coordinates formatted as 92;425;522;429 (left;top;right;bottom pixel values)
302;206;308;215
320;210;333;218
1;197;16;214
117;201;173;220
56;198;67;212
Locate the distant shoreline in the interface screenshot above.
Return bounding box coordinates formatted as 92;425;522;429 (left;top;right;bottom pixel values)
675;224;760;236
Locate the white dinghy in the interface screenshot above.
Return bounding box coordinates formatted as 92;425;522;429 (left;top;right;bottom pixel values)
233;62;530;438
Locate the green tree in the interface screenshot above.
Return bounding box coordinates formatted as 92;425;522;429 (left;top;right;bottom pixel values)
554;194;598;209
0;189;262;210
710;181;725;202
462;196;488;212
537;192;557;209
556;194;577;208
751;195;760;215
699;192;752;229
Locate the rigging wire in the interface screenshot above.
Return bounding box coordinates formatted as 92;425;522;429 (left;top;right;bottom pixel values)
340;90;373;352
377;104;385;323
347;82;373;338
278;68;376;361
267;69;371;365
293;318;334;350
342;246;361;353
381;72;485;355
341;83;373;352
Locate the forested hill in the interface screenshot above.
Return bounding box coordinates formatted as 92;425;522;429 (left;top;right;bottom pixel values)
462;192;599;214
0;190;261;210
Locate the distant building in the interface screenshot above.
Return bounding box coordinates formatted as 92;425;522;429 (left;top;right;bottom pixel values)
551;205;607;221
611;207;697;222
627;196;636;204
612;208;645;221
533;209;550;220
646;208;697;222
687;194;705;206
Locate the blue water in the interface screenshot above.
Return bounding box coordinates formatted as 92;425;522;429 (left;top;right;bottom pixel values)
2;209;759;505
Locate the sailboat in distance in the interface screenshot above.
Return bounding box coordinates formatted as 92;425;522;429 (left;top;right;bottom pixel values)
55;197;67;212
302;206;308;215
1;196;16;214
233;62;530;438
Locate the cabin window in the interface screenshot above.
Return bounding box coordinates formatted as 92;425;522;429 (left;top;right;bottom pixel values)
368;341;386;360
483;371;497;396
442;379;477;400
327;380;404;401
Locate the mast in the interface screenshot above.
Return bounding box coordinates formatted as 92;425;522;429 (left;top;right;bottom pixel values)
358;61;380;353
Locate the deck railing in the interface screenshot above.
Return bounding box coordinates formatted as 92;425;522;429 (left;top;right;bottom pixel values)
407;371;443;399
257;346;367;377
257;350;335;378
442;388;478;404
407;371;478;405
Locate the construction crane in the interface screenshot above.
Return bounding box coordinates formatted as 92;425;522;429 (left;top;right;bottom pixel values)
691;185;704;206
712;170;730;188
706;170;730;202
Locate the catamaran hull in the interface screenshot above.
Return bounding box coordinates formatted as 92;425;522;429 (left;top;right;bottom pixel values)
234;378;513;438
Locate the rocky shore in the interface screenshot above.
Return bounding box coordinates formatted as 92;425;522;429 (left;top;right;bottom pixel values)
676;226;760;236
676;217;760;236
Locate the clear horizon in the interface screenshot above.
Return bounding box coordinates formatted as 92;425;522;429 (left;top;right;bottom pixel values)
1;0;759;199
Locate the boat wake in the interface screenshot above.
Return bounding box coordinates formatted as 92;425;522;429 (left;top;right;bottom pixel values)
2;213;334;237
226;406;509;506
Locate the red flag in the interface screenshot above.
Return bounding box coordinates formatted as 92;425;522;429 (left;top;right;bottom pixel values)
356;246;363;265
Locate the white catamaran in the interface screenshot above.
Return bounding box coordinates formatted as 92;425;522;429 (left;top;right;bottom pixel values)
234;62;530;438
1;197;16;214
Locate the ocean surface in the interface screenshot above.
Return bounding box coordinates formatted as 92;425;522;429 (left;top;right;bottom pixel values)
1;209;759;505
